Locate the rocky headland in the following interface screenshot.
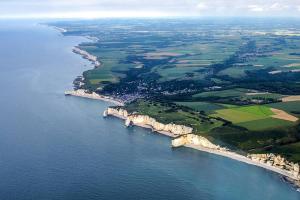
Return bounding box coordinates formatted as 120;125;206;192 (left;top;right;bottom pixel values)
65;89;124;106
104;106;300;189
104;107;193;137
73;47;101;68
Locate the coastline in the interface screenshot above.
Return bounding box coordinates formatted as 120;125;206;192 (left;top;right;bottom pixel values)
59;25;300;190
65;90;124;106
185;143;295;179
109;115;176;138
72;47;101;67
185;144;300;190
104;109;300;188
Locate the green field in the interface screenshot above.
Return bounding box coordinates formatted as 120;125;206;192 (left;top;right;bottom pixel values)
237;118;294;131
175;102;225;113
245;93;283;100
193;88;284;104
210;105;297;131
193;88;248;98
212;105;273;123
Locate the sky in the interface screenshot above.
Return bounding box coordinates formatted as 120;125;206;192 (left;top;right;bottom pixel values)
0;0;300;19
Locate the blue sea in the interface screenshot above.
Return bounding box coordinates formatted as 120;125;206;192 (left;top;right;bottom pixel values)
0;20;299;200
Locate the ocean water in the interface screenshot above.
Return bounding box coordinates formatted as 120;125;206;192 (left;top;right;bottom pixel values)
0;21;299;200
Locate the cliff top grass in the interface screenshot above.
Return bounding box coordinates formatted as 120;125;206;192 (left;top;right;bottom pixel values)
175;101;226;114
125;99;224;134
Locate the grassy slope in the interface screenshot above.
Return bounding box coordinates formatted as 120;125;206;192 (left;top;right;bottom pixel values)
125;100;224;134
175;102;225;113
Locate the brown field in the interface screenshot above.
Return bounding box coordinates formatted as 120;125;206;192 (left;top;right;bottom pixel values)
281;95;300;102
271;108;299;122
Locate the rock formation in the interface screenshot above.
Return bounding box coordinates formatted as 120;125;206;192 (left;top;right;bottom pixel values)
104;107;300;184
65;90;124;106
247;153;300;179
106;107;128;119
73;47;101;67
105;107;192;136
172;134;227;151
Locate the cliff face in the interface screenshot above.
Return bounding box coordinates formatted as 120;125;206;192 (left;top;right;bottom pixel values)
106;107;128;119
105;107;193;136
105;107;300;182
172;134;226;150
65;90;124;106
73;47;101;67
248;154;300;179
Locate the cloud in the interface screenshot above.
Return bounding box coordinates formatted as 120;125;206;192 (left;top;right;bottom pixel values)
270;3;280;9
248;5;264;12
196;3;207;10
0;0;300;18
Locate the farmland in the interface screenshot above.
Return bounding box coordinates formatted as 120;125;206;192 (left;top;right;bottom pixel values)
53;18;300;162
212;105;273;124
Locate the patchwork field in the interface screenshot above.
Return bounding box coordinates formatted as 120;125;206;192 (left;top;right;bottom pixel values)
211;105;298;131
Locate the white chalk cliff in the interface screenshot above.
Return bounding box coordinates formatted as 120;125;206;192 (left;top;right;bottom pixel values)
73;47;101;67
65;89;124;106
248;153;300;179
104;107;300;185
105;107;192;136
171;134;227;150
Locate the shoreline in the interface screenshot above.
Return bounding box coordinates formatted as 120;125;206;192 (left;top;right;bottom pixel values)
107;113;176;138
65;90;124;106
103;107;300;190
185;144;300;190
72;47;101;68
59;25;300;190
184;143;295;179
